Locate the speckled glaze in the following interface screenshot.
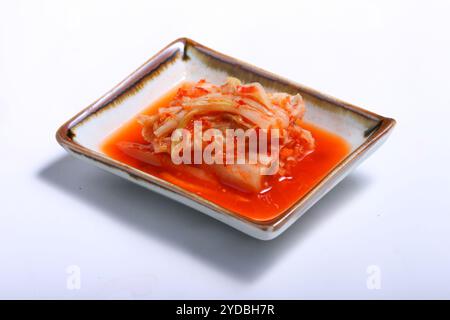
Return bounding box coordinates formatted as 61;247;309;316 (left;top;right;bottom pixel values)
56;38;396;240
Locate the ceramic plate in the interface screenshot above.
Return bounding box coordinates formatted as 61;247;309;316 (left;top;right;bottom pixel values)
56;38;396;240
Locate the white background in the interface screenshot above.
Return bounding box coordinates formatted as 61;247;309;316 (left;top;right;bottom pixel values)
1;0;449;299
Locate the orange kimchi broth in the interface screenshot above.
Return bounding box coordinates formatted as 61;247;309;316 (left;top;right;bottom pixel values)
101;82;350;222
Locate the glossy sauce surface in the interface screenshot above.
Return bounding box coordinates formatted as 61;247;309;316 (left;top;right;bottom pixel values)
101;86;351;222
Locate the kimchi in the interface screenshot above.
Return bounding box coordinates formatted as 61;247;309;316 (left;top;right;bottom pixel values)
116;78;315;193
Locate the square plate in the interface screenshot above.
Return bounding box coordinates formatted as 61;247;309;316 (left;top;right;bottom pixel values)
56;38;396;240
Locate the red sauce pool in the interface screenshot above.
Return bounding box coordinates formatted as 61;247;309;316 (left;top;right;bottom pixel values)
101;86;351;222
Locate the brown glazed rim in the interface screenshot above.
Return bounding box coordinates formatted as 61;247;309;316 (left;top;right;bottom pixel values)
56;37;396;233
